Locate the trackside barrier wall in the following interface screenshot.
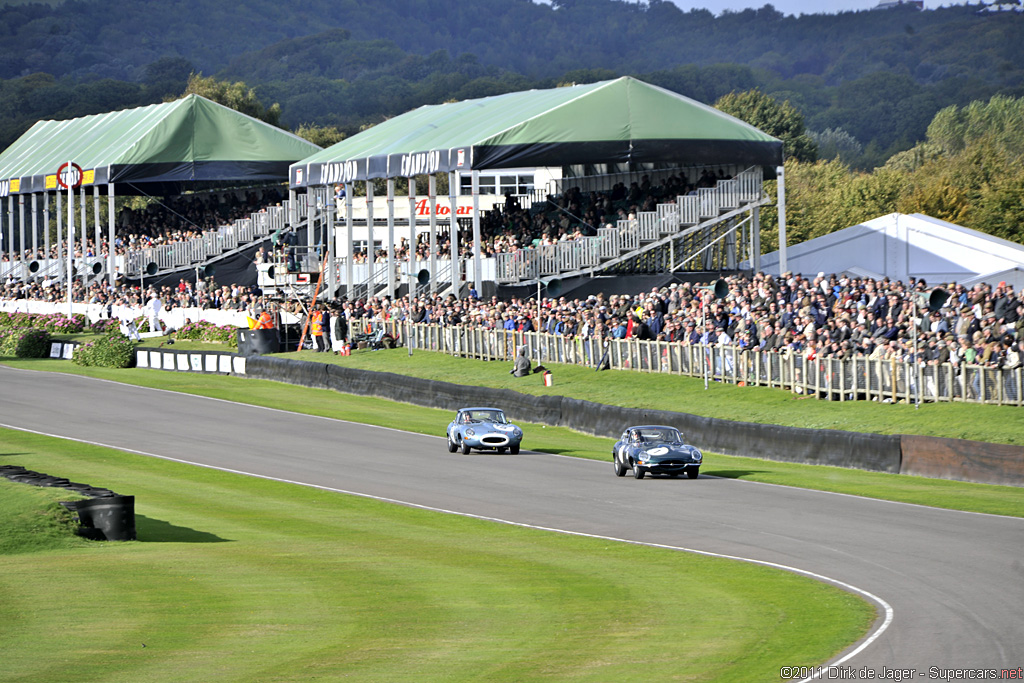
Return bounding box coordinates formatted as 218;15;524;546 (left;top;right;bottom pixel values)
152;353;1022;485
244;356;901;473
135;348;246;375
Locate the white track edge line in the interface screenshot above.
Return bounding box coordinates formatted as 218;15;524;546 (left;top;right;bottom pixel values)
0;420;893;675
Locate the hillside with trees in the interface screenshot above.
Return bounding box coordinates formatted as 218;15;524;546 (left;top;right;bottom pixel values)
2;0;1024;246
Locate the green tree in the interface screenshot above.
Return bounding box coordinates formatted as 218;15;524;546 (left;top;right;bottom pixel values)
293;123;345;148
715;89;818;163
179;73;282;127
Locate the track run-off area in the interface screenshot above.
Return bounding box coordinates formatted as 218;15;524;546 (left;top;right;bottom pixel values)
2;364;1022;681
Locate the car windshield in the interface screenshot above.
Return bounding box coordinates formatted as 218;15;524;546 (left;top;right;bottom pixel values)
637;427;682;443
466;410;506;423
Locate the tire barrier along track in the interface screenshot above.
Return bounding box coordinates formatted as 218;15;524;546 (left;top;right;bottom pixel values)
246;356;903;474
0;465;136;541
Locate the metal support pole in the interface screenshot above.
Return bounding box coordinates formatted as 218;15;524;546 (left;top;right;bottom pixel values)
345;182;354;298
751;205;761;273
108;184;116;288
44;192;50;276
67;176;74;314
776;164;788;274
449;171;458;299
471;169;482;297
31;193;38;279
428;175;437;296
18;194;25;280
80;185;86;262
408;176;416;297
365;180;375;296
5;195;12;271
93;185;100;273
56;190;63;286
387;178;396;298
326;188;336;299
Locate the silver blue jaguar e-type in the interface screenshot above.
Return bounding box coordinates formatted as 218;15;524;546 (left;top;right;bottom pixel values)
447;407;523;455
612;425;702;479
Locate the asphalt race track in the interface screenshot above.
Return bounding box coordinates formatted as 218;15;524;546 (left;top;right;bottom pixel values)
3;365;1023;680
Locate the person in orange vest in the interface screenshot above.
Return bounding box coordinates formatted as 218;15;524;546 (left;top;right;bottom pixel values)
310;304;326;352
254;306;275;330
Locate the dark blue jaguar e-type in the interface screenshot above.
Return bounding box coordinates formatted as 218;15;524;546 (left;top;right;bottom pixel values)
447;407;523;455
612;425;702;479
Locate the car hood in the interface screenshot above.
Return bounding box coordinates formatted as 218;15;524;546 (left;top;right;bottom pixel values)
638;443;700;460
465;421;518;432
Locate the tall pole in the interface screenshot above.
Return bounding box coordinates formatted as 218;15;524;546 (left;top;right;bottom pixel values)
108;183;116;289
365;180;375;297
449;171;458;299
471;169;482;297
30;193;38;279
18;194;25;280
326;187;336;300
408;176;416;297
43;192;50;279
776;164;788;274
387;178;395;298
66;164;74;316
428;175;437;296
56;190;63;291
345;182;354;298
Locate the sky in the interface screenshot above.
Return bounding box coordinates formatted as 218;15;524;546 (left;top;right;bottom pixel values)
667;0;971;15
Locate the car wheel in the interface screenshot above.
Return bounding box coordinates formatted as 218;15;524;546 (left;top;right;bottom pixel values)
613;458;626;477
687;468;699;479
633;463;645;480
461;440;471;455
447;435;457;453
509;444;520;455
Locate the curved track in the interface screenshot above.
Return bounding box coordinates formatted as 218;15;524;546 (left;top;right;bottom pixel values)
2;365;1022;677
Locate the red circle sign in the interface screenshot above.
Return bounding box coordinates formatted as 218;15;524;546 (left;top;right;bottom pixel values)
57;162;83;190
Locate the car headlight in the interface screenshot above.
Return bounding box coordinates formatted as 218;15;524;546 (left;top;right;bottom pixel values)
465;429;475;436
692;451;702;462
513;428;522;437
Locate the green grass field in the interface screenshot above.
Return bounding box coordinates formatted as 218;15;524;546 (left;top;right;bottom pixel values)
0;428;874;682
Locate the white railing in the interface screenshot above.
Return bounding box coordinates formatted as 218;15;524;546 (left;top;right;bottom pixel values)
390;322;1024;407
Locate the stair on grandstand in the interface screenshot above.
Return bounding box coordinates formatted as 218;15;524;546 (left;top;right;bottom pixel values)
122;201;295;279
494;167;769;285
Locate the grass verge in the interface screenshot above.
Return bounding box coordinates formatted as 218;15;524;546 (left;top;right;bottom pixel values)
4;357;1023;518
0;427;873;682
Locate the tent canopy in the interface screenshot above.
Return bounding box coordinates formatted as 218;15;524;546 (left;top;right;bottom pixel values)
759;213;1024;291
0;95;320;197
291;76;783;187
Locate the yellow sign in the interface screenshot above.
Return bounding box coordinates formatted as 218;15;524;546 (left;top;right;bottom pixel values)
45;175;57;190
10;179;19;193
82;169;95;185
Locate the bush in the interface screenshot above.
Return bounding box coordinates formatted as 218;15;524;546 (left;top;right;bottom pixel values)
175;320;238;348
89;318;121;335
72;332;135;368
0;328;52;358
0;312;85;334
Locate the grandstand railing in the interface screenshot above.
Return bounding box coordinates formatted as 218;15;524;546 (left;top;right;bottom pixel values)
493;167;765;284
386;322;1024;407
121;203;289;276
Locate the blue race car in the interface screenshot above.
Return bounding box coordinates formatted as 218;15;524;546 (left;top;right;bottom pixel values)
612;425;702;479
447;407;523;455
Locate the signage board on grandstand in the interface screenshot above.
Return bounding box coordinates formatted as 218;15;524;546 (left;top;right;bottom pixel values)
298;147;475;187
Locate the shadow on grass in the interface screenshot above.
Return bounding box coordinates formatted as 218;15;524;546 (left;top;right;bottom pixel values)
136;515;230;543
702;470;768;480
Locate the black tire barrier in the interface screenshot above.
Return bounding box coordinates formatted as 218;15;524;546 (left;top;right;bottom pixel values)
0;467;134;540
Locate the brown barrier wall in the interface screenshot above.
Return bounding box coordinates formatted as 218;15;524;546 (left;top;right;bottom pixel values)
900;435;1024;487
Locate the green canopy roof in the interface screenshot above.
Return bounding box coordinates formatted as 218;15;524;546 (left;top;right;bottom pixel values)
292;76;783;187
0;94;320;197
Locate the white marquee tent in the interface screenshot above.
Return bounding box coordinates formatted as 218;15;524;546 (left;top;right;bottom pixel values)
759;213;1024;290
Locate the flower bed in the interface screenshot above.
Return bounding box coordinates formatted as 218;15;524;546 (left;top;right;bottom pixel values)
72;332;135;368
0;328;52;358
0;311;86;334
175;320;238;348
